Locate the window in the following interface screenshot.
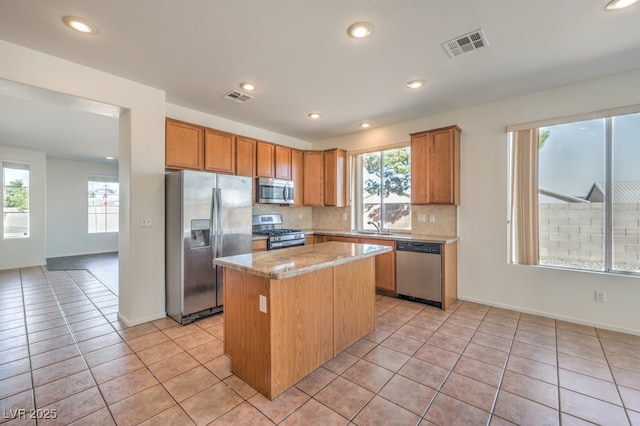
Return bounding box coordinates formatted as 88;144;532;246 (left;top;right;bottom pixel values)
3;162;30;239
353;146;411;232
88;176;119;233
508;110;640;274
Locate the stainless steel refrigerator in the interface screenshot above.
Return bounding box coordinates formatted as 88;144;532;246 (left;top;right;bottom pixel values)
165;170;252;325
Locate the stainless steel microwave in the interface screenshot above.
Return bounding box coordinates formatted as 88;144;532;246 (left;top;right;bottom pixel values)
257;178;294;204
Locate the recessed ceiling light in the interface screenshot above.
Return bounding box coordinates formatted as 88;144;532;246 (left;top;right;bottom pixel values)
308;112;321;119
347;22;373;39
606;0;638;9
359;122;371;128
406;80;425;89
63;16;97;34
105;156;115;160
239;82;256;91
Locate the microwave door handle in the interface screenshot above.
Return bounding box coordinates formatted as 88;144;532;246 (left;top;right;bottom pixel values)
282;185;288;202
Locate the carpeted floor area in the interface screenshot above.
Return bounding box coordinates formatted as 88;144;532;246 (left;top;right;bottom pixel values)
45;252;118;294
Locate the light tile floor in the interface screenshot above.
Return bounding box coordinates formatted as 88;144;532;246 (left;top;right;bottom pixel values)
1;267;640;425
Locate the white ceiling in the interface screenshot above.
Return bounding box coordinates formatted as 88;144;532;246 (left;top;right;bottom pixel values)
1;0;640;162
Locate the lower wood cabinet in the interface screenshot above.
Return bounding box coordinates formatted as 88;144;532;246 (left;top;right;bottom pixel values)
325;236;358;243
252;239;267;252
358;238;396;293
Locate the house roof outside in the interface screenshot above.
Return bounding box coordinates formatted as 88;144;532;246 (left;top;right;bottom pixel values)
539;188;588;203
585;181;640;203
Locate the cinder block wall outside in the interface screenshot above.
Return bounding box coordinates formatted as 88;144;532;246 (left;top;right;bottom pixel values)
539;203;640;267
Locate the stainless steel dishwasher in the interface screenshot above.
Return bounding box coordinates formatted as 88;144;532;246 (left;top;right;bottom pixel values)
396;241;442;308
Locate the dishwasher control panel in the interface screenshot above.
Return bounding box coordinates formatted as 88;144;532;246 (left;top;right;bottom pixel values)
396;241;441;254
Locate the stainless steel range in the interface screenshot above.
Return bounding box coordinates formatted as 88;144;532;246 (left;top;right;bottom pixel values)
252;214;305;250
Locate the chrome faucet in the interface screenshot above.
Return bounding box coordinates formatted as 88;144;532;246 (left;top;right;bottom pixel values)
367;221;380;233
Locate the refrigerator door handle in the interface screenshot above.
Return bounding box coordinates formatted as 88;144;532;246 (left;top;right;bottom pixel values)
216;188;223;257
211;188;217;259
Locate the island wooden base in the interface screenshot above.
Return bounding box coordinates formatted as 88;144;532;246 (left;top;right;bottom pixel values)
223;257;375;399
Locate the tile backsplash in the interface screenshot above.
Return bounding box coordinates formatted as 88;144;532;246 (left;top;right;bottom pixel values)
411;204;457;236
311;206;351;231
252;204;313;230
252;203;456;236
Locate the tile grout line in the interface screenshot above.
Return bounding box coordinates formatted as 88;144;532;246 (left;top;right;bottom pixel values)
59;268;192;425
17;268;38;426
595;327;633;425
37;267;119;425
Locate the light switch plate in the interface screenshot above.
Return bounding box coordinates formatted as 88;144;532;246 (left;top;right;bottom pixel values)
259;295;267;313
417;214;426;223
429;214;436;223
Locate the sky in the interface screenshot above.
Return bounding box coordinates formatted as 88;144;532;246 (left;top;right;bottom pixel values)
539;112;640;198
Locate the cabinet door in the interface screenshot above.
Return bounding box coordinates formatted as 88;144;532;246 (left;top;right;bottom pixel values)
411;126;460;205
326;236;359;243
252;239;267;252
430;127;460;205
256;141;275;178
165;119;204;170
304;235;315;245
303;151;324;206
359;238;396;292
324;149;346;207
291;149;304;206
204;129;236;174
236;137;256;177
274;145;292;180
410;132;430;204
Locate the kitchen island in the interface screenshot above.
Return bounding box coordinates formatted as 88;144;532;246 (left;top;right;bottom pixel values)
213;241;392;399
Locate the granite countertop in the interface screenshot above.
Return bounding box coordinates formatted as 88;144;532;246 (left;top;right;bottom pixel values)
213;242;392;279
306;229;458;244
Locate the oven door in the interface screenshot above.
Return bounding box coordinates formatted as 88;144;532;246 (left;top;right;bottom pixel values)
268;238;305;250
257;178;294;204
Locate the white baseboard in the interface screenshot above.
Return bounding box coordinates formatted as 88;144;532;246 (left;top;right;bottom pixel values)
117;311;167;327
459;296;640;337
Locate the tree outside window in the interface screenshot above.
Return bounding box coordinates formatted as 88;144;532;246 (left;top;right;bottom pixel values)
357;147;411;232
3;162;30;238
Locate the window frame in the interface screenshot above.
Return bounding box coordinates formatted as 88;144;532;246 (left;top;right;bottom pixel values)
350;142;412;233
88;174;119;234
2;161;31;239
507;105;640;276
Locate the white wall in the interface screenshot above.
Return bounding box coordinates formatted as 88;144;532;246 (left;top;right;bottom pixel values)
317;69;640;335
46;158;119;258
0;40;166;326
166;104;313;150
0;145;46;269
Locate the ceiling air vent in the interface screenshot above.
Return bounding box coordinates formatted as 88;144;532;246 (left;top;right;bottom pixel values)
222;90;253;103
442;29;488;58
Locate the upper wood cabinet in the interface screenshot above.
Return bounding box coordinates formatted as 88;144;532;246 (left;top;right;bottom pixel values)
274;145;292;180
411;125;461;205
235;137;256;177
291;149;303;206
165;118;204;170
256;141;275;178
303;151;324;206
324;148;347;207
204;129;236;174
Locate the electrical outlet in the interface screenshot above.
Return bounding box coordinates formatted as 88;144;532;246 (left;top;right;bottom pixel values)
417;214;426;223
429;214;436;223
141;217;152;227
342;213;348;221
595;290;606;303
259;295;267;313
